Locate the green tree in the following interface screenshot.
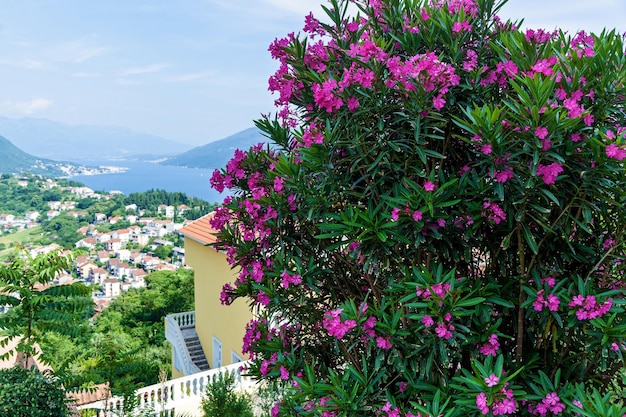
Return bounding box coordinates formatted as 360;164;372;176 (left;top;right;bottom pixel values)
0;249;93;366
152;244;172;261
41;214;83;249
0;366;73;417
201;370;254;417
66;269;195;390
210;0;626;415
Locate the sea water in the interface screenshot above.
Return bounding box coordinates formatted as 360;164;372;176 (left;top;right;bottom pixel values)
71;160;227;204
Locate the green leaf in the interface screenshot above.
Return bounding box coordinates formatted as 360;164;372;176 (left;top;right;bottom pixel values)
521;224;539;254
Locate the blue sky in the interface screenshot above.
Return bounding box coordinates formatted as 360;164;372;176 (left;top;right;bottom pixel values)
0;0;623;146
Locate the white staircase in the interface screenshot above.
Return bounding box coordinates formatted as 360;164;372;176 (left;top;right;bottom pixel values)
165;311;209;375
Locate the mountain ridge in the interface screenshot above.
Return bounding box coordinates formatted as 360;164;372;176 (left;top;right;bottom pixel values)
0;116;193;162
159;127;266;169
0;134;75;176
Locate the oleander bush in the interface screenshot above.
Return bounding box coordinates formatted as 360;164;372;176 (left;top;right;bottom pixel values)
210;0;626;415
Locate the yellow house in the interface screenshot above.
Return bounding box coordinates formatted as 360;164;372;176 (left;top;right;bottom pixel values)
166;213;252;379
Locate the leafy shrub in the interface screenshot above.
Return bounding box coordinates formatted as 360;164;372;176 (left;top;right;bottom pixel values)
210;0;625;415
201;370;254;417
0;366;72;417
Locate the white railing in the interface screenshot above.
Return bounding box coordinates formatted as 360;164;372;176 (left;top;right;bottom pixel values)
168;311;196;329
79;362;255;417
165;311;201;376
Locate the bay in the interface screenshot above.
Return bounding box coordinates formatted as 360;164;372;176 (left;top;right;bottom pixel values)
71;159;227;204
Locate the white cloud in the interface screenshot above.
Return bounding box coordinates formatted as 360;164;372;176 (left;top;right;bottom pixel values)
48;40;107;64
118;63;169;77
0;98;53;115
0;58;48;69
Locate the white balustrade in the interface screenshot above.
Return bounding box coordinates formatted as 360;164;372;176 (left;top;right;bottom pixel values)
168;311;196;329
165;311;201;375
78;362;255;417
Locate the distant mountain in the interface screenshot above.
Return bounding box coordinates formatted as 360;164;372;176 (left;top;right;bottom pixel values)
160;127;266;169
0;134;70;176
0;116;192;163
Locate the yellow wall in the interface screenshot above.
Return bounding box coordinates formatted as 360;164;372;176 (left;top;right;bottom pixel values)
185;238;251;369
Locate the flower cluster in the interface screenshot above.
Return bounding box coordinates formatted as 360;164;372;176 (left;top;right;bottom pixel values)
476;385;517;415
479;334;500;357
482;200;506;224
529;392;566;415
568;294;613;320
322;308;357;340
533;289;560;312
535;163;563;185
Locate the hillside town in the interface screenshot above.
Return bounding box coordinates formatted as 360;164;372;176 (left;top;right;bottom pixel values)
0;175;210;313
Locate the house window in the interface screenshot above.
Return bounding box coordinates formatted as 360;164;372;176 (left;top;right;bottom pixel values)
231;351;243;364
212;336;222;368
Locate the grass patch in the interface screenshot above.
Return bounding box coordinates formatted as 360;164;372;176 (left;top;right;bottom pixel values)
0;226;44;258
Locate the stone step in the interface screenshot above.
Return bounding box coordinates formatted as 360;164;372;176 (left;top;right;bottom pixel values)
177;327;211;372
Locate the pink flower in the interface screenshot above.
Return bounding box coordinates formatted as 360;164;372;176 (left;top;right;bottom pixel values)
279;365;290;380
391;207;400;221
433;95;446;109
480;334;500;356
312;78;343;113
435;321;454;339
494;169;514;183
260;360;270;376
412;210;423;221
347;96;360;112
210;170;225;192
482;200;507;224
376;336;392;349
362;316;377;337
463;49;478;71
323;308;357;339
280;270;302;289
303;12;325;37
257;291;271;306
287;194;297;211
535;126;549;139
535;162;563;185
424;180;436;191
476;392;490;414
530;57;557;76
606;143;626;160
569;294;613;320
273;176;285;194
452;21;471;33
421;315;434;327
546;294;560;311
484;373;500;387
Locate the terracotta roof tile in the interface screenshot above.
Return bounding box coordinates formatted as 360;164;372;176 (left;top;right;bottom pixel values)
67;383;110;406
179;212;218;245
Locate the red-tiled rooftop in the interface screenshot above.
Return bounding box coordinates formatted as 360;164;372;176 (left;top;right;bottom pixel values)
179;213;218;245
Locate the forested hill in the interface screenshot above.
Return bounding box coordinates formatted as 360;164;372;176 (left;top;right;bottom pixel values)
0;134;64;176
124;188;214;213
160;127;265;169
